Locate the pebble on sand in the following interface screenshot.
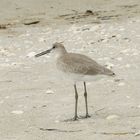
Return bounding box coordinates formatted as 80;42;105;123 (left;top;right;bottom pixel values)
11;110;24;114
125;64;131;68
118;82;125;86
46;89;54;94
106;114;120;120
55;120;60;123
135;130;140;136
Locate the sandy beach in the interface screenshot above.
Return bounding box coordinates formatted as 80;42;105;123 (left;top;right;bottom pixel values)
0;0;140;139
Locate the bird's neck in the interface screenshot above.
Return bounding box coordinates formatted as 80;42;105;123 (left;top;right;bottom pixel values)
56;49;67;59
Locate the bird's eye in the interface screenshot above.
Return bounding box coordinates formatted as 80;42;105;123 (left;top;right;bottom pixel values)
53;46;56;49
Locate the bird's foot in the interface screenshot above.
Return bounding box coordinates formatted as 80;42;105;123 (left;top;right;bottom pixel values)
72;115;79;121
63;115;91;122
63;116;79;122
85;114;91;118
78;114;91;119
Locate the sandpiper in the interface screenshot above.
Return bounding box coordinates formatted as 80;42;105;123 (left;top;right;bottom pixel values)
35;42;115;120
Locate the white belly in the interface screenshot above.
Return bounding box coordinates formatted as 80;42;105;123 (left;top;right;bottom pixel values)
56;69;106;83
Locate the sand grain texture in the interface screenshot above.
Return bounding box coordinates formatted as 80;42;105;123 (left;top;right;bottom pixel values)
0;0;140;140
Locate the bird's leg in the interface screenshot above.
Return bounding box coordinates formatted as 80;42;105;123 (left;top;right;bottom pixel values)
73;84;78;120
84;82;90;118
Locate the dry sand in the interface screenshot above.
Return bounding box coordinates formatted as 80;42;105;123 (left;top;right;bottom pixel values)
0;0;140;140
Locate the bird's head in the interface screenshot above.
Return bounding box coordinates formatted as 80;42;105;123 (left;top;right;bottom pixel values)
35;42;66;58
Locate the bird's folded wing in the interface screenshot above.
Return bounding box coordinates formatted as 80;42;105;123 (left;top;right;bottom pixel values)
57;53;104;75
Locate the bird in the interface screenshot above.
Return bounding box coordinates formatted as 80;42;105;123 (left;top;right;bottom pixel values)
35;42;115;120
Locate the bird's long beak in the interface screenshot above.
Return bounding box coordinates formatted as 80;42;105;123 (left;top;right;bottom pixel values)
35;48;53;57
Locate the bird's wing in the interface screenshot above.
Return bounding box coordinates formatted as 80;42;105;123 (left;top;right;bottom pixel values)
57;53;105;75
